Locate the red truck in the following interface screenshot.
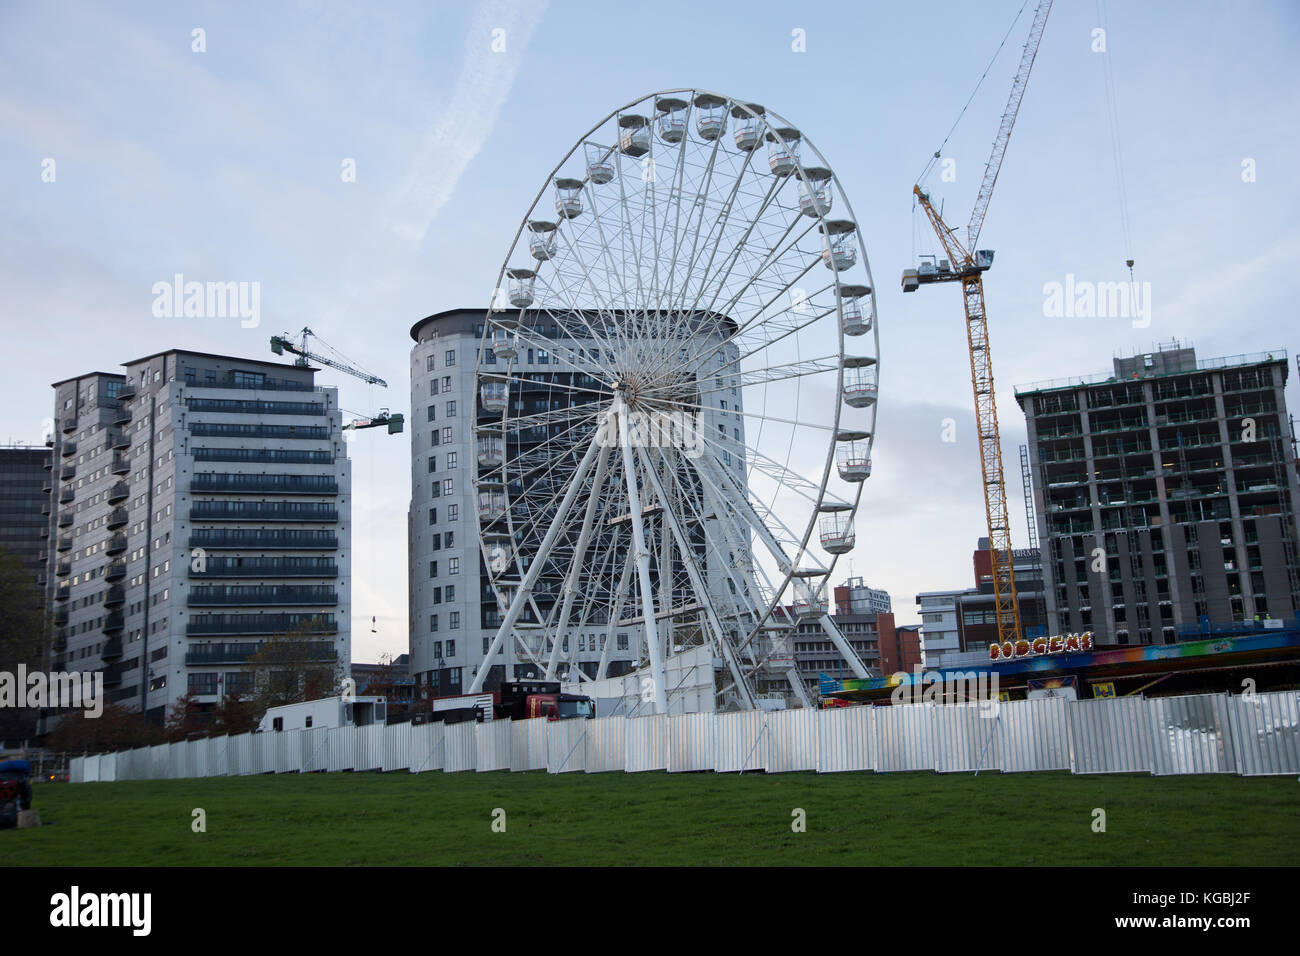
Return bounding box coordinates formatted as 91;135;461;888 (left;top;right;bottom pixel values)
423;680;594;725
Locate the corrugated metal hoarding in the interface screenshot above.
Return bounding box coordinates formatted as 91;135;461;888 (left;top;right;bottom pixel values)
931;704;990;773
327;726;355;772
100;751;117;782
625;714;667;772
83;754;100;783
411;721;444;772
205;736;227;777
547;718;588;773
585;716;626;773
766;709;818;773
168;740;189;779
997;698;1072;773
443;721;476;772
1148;693;1237;775
300;727;329;773
667;712;714;772
226;734;249;776
714;710;766;773
1068;697;1154;774
381;722;412;772
817;706;872;773
873;704;934;772
1227;691;1300;776
475;719;512;772
149;742;170;779
355;724;384;771
510;718;548;772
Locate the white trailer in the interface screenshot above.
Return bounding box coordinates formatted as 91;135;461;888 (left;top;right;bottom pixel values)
258;695;387;733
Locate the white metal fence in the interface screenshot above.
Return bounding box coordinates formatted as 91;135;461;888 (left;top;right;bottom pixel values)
67;692;1300;783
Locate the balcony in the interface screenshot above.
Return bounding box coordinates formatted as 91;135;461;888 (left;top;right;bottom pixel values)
101;636;123;660
56;534;72;552
60;440;77;458
105;560;127;581
52;607;69;626
107;481;129;503
104;584;125;607
186;613;337;636
111;453;130;475
103;611;124;634
55;560;71;577
109;427;130;450
190;557;338;578
59;464;75;481
59;487;74;504
41;498;51;516
190;502;339;522
61;417;77;434
53;630;67;653
106;506;128;529
184;640;337;666
188;585;338;606
117;383;136;401
190;474;339;495
58;511;73;528
188;529;338;550
105;533;127;555
101;667;122;688
113;403;132;425
185;398;327;416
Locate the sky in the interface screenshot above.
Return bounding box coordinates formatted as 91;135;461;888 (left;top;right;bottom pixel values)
3;0;1298;663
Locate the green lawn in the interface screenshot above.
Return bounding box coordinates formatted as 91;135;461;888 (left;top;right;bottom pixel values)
8;770;1299;866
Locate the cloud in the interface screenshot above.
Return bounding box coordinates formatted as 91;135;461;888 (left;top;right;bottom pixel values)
387;0;550;243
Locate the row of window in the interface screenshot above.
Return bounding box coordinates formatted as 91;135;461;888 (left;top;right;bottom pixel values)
426;350;457;372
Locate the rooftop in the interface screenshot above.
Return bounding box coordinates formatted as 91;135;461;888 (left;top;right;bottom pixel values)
1014;348;1287;396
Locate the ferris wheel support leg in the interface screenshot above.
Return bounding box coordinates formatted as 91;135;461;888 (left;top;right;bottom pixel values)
545;442;612;680
596;554;634;680
635;445;757;710
616;395;670;715
469;429;603;695
816;614;871;680
696;451;872;681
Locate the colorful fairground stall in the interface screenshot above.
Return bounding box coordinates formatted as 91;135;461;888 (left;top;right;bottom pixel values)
820;618;1300;704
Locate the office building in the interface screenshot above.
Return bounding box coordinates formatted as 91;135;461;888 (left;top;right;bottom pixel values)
0;444;53;586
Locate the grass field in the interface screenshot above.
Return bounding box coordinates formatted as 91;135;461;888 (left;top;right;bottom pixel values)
8;770;1299;866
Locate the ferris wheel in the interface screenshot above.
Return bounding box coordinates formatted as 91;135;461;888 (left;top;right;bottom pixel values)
469;90;880;711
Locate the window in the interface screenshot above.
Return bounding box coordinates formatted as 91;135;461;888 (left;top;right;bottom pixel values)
447;504;459;521
538;349;549;365
426;355;436;371
617;633;628;650
428;507;437;525
433;641;442;656
449;557;460;575
430;430;440;447
442;478;454;496
431;617;439;634
272;717;283;731
446;451;458;469
449;612;460;630
446;639;456;656
429;560;438;578
431;535;441;551
441;427;453;444
444;531;454;548
427;405;436;422
305;716;313;728
441;376;452;393
445;349;456;367
446;400;456;417
433;586;442;603
430;482;440;499
427;455;437;473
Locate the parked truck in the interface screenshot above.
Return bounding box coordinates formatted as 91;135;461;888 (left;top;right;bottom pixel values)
423;680;593;724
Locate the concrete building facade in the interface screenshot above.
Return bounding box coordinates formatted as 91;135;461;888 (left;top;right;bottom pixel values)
1016;344;1300;644
48;351;351;722
0;445;52;587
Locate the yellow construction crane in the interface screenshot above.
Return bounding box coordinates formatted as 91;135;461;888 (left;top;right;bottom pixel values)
903;0;1052;647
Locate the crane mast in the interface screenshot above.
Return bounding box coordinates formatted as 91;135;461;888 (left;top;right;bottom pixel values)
904;0;1052;648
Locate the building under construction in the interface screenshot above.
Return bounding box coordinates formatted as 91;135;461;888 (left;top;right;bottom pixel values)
1016;343;1299;645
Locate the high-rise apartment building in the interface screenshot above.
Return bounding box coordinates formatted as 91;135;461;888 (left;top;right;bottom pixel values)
0;445;53;586
1016;344;1299;644
48;351;351;722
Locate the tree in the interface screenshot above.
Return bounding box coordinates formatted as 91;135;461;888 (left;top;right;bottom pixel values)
244;623;344;722
0;549;51;745
163;692;208;742
46;701;165;754
212;691;257;736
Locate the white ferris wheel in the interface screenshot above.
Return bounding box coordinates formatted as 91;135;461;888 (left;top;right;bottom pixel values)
469;89;880;711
